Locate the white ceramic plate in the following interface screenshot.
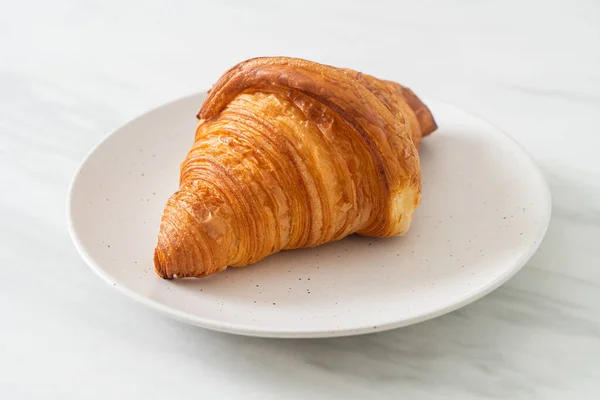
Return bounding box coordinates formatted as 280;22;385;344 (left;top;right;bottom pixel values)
68;92;551;338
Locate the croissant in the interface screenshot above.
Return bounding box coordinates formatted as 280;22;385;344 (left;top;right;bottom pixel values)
154;57;437;279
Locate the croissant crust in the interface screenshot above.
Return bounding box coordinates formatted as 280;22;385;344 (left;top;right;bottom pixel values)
154;57;436;279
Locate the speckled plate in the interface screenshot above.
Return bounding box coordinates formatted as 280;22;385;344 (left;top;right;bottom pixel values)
67;92;551;338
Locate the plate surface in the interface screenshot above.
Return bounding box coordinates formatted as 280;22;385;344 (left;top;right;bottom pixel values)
68;92;551;338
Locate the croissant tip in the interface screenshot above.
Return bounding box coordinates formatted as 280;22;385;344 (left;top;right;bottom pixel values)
425;117;438;136
154;248;173;280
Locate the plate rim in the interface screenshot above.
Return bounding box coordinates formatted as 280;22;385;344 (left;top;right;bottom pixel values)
67;92;552;338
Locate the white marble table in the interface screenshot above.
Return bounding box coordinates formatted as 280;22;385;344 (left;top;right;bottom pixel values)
1;0;599;398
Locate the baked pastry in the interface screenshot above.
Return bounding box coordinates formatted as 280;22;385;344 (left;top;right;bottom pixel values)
154;57;436;279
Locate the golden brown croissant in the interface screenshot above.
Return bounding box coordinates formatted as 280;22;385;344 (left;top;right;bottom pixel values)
154;57;436;279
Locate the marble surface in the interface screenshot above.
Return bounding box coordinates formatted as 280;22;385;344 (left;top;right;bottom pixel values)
1;0;599;398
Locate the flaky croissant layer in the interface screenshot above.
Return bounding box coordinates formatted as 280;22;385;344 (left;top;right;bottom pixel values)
154;57;436;279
